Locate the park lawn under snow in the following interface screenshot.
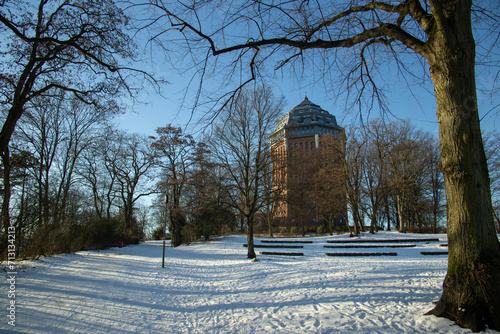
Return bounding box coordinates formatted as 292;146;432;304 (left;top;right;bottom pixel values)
1;231;497;333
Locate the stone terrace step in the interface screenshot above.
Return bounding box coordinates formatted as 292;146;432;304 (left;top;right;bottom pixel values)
243;244;304;249
326;252;398;257
421;251;448;256
260;240;313;244
324;244;416;249
327;238;439;244
260;251;304;256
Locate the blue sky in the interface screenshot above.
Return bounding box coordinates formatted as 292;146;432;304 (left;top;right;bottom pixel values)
117;66;498;140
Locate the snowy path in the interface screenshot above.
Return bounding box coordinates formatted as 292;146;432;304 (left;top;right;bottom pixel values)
1;232;496;333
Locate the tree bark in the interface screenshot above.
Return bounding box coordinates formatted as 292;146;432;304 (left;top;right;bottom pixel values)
425;1;500;330
246;215;256;259
396;193;405;232
351;203;360;236
385;199;391;231
268;216;273;238
170;207;183;248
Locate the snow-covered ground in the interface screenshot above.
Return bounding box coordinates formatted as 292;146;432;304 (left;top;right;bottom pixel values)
1;231;496;333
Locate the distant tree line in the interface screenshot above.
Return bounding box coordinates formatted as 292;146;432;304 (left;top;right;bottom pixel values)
2;83;500;259
1;91;156;257
340;119;445;235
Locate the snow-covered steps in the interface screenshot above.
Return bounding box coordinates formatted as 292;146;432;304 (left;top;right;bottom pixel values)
324;244;416;249
243;244;304;249
325;252;398;257
326;238;440;243
260;239;313;244
421;251;449;256
259;251;304;256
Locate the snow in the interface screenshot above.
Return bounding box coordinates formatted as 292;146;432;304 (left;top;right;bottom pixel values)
1;231;497;333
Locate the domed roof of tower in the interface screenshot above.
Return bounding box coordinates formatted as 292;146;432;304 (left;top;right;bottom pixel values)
289;96;329;115
269;96;341;146
273;96;339;132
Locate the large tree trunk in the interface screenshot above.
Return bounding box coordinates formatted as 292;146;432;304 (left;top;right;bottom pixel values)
246;215;256;259
351;203;360;236
396;193;405;232
384;198;390;231
425;1;500;331
170;206;185;248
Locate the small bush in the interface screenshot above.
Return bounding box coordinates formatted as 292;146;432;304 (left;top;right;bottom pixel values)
317;225;326;235
181;223;198;245
152;226;165;240
335;225;347;235
192;203;235;241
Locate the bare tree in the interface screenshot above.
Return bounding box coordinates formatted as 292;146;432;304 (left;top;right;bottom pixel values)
427;136;445;232
262;155;287;238
210;85;284;258
78;129;126;222
363;120;390;233
149;1;500;329
151;125;197;247
361;119;444;233
343;126;366;236
79;138;118;220
108;131;156;231
384;120;432;232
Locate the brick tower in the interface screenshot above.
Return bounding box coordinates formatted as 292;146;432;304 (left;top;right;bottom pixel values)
269;97;347;233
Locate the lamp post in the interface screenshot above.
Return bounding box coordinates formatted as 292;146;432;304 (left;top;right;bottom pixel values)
162;194;168;268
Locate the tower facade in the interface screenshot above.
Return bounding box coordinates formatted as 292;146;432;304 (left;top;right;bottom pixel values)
269;97;347;233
